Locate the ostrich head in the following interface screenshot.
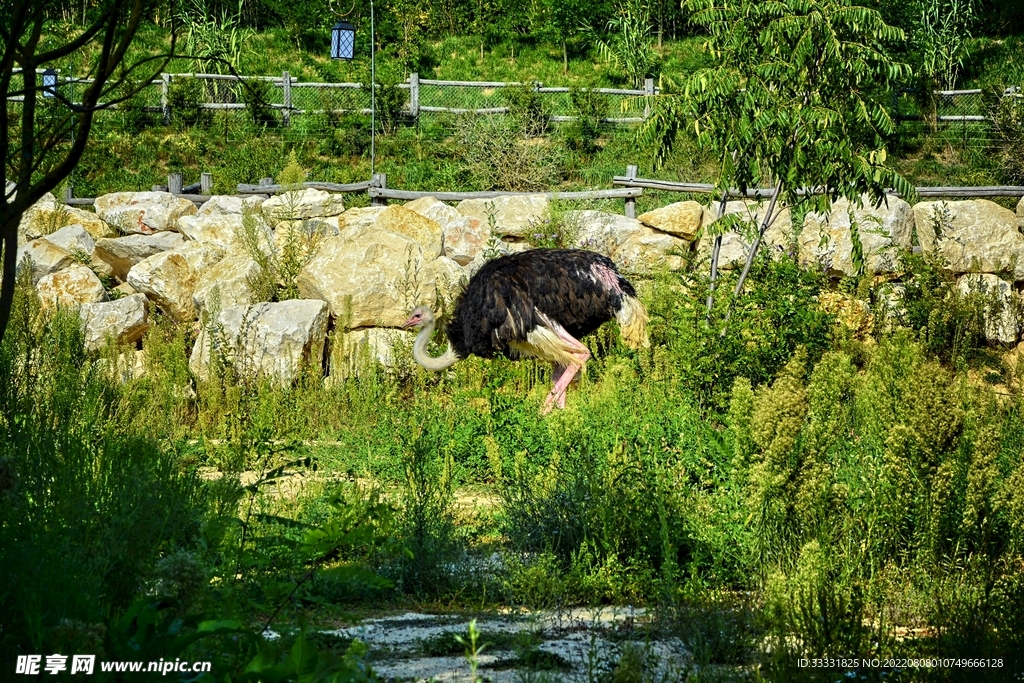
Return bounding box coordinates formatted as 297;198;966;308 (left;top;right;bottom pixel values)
402;306;434;330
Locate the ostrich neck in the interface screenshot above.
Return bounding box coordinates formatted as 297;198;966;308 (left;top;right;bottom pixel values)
412;318;458;371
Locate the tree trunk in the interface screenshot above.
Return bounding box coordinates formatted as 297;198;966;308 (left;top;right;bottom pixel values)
705;190;731;321
722;179;783;331
563;41;568;73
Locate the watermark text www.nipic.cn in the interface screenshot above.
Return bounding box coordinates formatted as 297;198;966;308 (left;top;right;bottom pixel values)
16;655;213;675
798;657;1005;670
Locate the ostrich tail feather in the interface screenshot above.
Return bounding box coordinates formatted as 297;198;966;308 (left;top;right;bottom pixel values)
617;296;650;350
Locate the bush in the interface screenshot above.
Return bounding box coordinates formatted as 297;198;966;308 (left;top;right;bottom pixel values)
0;275;206;663
239;77;279;128
455;114;563;191
168;76;211;128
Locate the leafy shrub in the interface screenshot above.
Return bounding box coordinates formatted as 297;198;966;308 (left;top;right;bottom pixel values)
989;86;1024;183
455;114;563;191
501;83;549;137
372;72;409;136
564;87;608;155
239;77;279;128
0;274;206;663
168;76;211;127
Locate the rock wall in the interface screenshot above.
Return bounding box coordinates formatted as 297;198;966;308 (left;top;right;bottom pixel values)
15;187;1024;383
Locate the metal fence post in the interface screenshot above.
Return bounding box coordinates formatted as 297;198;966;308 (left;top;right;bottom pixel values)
624;165;638;218
161;73;170;125
63;185;73;204
644;78;654;119
167;173;183;195
409;72;419;118
282;71;291;127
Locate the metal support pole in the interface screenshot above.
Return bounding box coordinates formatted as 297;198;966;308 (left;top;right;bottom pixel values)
282;71;291;127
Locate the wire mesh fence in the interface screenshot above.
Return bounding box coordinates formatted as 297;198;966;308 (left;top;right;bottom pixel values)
6;67;1021;159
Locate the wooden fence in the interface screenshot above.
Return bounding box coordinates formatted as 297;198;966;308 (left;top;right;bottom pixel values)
58;168;1024;224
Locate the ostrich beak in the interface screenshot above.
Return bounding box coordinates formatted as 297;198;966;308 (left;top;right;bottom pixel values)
401;316;417;329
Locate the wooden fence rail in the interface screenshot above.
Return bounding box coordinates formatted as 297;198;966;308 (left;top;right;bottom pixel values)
612;175;1024;199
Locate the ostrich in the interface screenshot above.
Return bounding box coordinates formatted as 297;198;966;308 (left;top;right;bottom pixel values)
402;248;649;414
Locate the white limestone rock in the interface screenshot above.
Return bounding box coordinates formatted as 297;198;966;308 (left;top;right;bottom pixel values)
192;255;261;317
16;239;75;282
189;299;329;386
404;196;490;266
79;293;150;351
957;273;1019;344
913;199;1024;279
297;230;438;328
261;188;345;221
637;201;705;241
799;194;914;277
696;201;793;269
94;232;185;281
94;191;197;233
456;195;549;238
196;194;266;217
37;264;107;309
127;242;227;320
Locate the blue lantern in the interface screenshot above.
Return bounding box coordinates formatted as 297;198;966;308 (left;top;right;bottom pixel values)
42;68;57;98
331;22;355;60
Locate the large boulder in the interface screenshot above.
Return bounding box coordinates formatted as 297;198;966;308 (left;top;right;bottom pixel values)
456;195;549;238
913;199;1024;279
1017;195;1024;229
566;210;644;257
613;227;688;271
330;327;409;380
404;196;490;266
190;299;329;386
19;196;116;241
696;201;792;269
37;264;107;309
374;205;444;258
127;243;227;320
272;219;337;253
336;206;387;233
192;255;260;317
94;232;185;281
432;255;469;303
196;194;266;217
16;239;75;282
957;273;1019;344
297;231;438;328
177;213;247;252
799;194;914;277
261;188;345;221
637;201;705;241
79;293;150;351
42;224;112;278
95;191;197;234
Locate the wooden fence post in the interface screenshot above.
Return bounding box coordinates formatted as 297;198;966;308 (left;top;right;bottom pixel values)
371;173;388;206
409;72;419;118
200;172;213;195
168;173;183;195
282;71;291;127
624;165;638;218
644;77;654;119
161;73;171;125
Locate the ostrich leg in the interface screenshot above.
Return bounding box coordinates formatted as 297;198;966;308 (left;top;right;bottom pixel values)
541;330;591;414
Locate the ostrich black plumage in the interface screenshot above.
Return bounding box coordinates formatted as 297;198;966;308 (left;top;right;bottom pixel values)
402;248;649;414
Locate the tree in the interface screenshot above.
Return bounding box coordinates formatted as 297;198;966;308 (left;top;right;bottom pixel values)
640;0;914;316
540;0;594;72
590;0;659;88
1;0;174;345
